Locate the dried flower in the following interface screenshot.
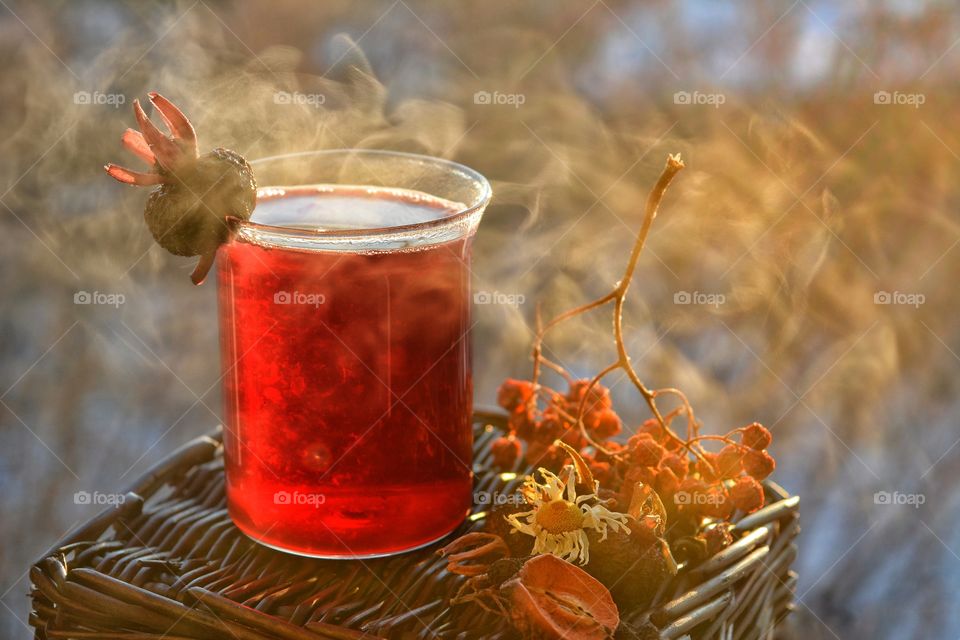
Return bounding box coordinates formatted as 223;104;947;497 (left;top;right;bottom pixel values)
506;466;630;565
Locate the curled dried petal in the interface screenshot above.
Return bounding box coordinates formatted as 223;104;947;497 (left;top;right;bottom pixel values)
149;92;198;151
121;128;156;165
104;164;163;186
438;533;510;577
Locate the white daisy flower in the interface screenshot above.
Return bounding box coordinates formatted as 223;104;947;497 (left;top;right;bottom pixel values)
505;465;631;565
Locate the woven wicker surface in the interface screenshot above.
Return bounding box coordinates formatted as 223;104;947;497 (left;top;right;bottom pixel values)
29;410;799;639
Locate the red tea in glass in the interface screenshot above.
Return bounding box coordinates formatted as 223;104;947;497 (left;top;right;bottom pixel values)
217;151;490;557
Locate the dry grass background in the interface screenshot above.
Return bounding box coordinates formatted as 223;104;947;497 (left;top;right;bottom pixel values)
2;1;960;638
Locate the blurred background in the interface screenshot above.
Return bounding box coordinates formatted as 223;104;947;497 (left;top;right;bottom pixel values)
2;0;959;637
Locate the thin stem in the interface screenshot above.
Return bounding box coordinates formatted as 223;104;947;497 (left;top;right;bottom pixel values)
574;361;622;454
525;154;716;472
540;356;574;384
540;291;617;335
687;434;739;447
531;303;544;392
653;387;699;443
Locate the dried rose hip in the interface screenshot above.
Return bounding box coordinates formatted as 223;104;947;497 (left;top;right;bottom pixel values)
585;457;613;485
622;465;658;497
697;485;734;519
588;408;622;439
696;451;720;482
567;380;612;414
585;522;677;610
491;435;522;469
730;475;765;512
715;444;744;479
508;406;537;441
743;449;776;480
628;433;665;467
636;418;665;442
105;93;256;284
498;379;535;412
660;452;688;479
502;554;619;640
654;466;680;496
742;422;773;450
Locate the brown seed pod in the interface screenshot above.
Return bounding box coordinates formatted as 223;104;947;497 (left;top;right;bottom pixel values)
502;554;619;640
585;520;677;611
484;501;536;558
105;93;256;284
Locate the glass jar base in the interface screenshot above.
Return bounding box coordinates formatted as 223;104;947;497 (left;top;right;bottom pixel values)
231;514;467;559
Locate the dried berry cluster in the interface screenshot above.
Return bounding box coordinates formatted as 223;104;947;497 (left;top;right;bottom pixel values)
445;155;782;639
492;378;621;470
493;378;775;528
484;154;776;550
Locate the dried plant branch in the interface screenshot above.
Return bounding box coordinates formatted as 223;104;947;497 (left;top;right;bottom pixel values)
528;154;713;469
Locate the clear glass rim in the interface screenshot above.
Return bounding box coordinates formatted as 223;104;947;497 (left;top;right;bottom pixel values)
242;149;492;239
